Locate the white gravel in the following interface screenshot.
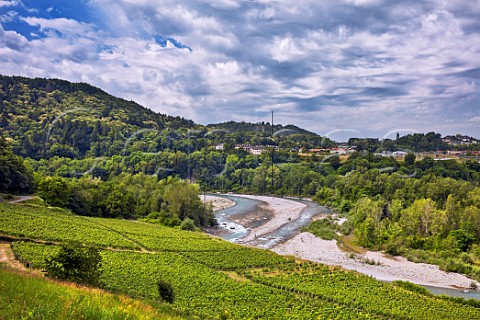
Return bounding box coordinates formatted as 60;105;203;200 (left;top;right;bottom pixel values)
273;232;479;289
201;195;236;212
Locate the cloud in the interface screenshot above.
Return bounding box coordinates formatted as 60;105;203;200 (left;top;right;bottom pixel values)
0;0;19;8
0;23;27;50
21;17;97;37
468;116;480;123
1;0;480;138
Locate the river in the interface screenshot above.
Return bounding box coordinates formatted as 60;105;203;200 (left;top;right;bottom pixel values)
212;193;480;301
212;194;328;248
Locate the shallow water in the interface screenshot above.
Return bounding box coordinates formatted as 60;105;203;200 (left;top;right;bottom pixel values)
213;194;329;247
210;194;263;241
252;198;330;249
423;285;480;300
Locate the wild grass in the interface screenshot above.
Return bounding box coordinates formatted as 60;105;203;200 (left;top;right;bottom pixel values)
0;265;183;320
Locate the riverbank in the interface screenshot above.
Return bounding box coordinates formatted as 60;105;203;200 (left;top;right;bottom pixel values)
273;232;479;290
230;195;307;243
210;194;480;290
201;195;236;212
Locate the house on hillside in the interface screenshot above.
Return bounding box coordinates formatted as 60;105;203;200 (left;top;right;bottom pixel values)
392;151;408;157
235;144;278;155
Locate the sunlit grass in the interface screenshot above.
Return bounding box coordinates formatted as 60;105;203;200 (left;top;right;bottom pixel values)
0;265;183;320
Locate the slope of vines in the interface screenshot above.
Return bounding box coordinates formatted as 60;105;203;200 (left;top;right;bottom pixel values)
5;204;480;319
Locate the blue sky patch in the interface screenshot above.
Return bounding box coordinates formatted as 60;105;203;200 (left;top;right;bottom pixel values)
0;0;97;40
155;35;192;51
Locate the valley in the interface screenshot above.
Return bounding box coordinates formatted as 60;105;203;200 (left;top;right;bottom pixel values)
2;75;480;319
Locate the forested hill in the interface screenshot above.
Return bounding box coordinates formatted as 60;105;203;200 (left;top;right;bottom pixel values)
0;75;330;160
208;121;316;136
0;75;197;159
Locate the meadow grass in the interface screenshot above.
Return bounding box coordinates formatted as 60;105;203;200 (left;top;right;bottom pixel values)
0;265;183;320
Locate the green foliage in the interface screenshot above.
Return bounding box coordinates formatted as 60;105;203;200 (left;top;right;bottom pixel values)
157;279;175;303
0;267;181;320
9;204;480;320
0;136;34;194
0;75;196;160
243;263;480;320
5;75;480;314
44;243;102;286
37;175;71;207
350;132;448;152
392;280;432;296
164;180;214;227
0;204;139;249
303;218;338;240
32;173;214;227
143;211;181;227
449;228;476;251
404;152;416;166
439;296;480;309
180;218;196;231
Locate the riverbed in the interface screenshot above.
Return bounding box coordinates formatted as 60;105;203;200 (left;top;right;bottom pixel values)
208;193;480;299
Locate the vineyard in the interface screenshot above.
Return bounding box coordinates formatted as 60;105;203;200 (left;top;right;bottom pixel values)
0;204;138;249
3;203;480;319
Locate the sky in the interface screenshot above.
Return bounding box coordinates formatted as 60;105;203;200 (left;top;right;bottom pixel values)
1;0;480;139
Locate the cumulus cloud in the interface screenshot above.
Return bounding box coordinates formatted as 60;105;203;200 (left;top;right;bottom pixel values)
21;17;97;37
0;22;27;50
0;0;19;8
1;0;480;137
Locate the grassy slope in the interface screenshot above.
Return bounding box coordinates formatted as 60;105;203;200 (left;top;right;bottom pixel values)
0;266;182;320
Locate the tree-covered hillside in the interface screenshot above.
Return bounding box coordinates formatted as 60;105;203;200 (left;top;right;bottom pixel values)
0;75;334;160
0;75;196;159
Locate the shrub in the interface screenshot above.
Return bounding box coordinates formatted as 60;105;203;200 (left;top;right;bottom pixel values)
392;280;432;297
303;218;337;240
470;281;478;290
157;279;175;303
180;218;196;231
44;244;102;286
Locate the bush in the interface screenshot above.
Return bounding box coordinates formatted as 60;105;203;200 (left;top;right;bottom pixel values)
157;279;175;303
143;211;181;227
303;218;337;240
44;244;102;286
180;218;196;231
392;280;432;297
337;220;353;235
384;241;402;256
470;281;478;290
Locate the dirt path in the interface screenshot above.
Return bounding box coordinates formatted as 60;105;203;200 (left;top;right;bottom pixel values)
0;242;27;271
8;195;35;204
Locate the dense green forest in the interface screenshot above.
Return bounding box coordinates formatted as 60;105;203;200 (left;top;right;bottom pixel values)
0;75;331;160
0;136;33;194
2;75;480;282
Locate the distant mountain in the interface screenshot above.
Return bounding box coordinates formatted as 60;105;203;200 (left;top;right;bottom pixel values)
207;120;317;136
207;121;334;148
